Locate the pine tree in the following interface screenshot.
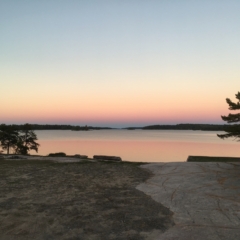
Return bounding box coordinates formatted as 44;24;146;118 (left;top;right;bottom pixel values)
15;124;40;154
0;124;40;155
0;125;19;154
217;92;240;141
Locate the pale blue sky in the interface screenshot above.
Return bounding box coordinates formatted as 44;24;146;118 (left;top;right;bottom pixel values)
1;1;240;127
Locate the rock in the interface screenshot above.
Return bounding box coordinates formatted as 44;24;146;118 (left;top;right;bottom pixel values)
93;155;122;162
48;152;66;157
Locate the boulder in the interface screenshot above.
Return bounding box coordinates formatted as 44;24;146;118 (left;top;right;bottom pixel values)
48;152;66;157
93;155;122;162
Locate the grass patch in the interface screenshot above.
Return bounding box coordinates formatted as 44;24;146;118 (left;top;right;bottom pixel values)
0;156;173;239
88;159;147;166
187;156;240;162
0;159;57;166
0;159;147;167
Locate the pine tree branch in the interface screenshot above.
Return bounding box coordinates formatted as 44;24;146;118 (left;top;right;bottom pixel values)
221;113;240;123
235;92;240;101
218;124;240;141
226;98;240;110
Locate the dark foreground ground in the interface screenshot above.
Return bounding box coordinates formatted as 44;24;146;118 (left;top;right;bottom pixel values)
0;160;174;240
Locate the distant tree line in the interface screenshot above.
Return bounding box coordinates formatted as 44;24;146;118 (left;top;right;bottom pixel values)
0;124;112;131
1;123;229;132
142;124;227;131
71;125;89;131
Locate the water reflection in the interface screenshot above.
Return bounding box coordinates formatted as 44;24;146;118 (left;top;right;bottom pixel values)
35;130;240;162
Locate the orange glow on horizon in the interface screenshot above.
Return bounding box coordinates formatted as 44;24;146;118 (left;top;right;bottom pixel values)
1;89;228;125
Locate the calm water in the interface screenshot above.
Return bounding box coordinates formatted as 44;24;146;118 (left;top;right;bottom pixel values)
34;130;240;162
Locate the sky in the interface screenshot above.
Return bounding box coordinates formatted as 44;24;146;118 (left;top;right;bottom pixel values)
1;0;240;127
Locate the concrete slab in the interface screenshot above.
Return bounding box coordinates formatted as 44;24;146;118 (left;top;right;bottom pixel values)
137;162;240;240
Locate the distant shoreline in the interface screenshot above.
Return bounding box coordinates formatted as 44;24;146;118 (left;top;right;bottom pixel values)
1;123;228;131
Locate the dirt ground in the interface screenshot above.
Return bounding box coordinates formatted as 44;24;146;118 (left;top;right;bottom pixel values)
0;159;174;240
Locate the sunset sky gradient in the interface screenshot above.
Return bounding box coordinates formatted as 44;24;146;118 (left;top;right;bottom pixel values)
1;1;240;127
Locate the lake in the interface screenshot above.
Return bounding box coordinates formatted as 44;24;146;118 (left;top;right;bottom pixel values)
34;130;240;162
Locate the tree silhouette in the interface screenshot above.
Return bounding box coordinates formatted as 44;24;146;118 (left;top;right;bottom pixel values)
0;125;19;154
0;123;40;155
217;92;240;141
15;123;40;154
